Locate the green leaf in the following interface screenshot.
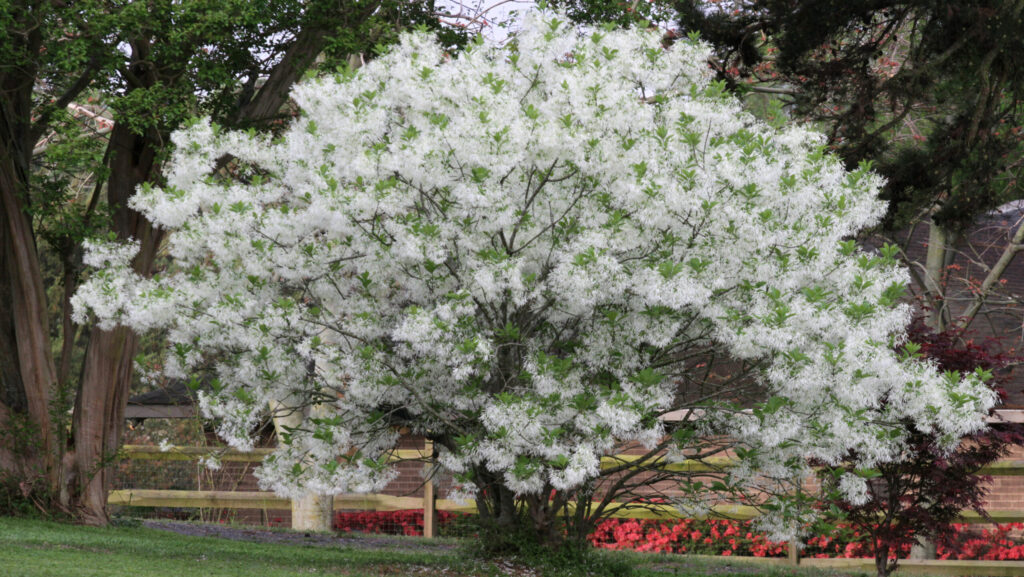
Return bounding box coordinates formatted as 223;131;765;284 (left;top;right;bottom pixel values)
629;368;664;387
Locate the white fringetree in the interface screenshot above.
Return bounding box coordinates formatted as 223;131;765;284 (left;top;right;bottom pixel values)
74;12;995;544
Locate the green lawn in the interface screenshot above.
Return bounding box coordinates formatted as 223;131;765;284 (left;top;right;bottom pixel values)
0;517;870;577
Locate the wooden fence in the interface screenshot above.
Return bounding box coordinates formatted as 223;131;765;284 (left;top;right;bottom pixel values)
109;444;1024;575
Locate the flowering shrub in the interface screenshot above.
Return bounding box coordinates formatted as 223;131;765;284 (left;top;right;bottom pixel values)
587;518;1024;560
75;7;995;545
938;523;1024;561
333;509;464;537
589;518;789;556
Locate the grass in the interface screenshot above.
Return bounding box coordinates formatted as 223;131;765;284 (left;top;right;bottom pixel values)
0;516;872;577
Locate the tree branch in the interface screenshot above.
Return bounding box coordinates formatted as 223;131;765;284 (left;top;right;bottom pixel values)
745;84;798;96
957;216;1024;330
233;26;328;125
29;58;100;144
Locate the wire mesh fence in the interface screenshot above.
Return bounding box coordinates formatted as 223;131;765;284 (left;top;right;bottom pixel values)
106;442;1024;569
109;444;479;535
111;455;291;526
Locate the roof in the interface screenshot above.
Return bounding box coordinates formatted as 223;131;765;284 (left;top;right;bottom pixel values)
126;380;203;420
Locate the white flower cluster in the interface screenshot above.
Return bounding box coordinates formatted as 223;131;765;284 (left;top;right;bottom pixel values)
74;12;994;510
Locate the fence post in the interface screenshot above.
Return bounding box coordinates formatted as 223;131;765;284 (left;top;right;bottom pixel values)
788;541;800;566
423;439;437;538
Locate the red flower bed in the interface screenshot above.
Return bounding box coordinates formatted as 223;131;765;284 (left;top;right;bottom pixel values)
333;509;463;536
939;524;1024;560
588;518;790;556
587;518;1024;561
334;511;1024;560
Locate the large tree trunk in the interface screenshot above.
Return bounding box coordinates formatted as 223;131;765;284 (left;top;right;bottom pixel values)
0;163;58;486
69;122;164;524
66;22;334;522
0;37;60;493
234;26;327;125
70;326;139;524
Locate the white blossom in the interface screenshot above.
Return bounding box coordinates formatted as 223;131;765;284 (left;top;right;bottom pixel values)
839;473;871;507
75;10;995;512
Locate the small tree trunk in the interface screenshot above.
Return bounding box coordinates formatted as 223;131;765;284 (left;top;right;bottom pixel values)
875;543;895;577
269;397;335;531
566;484;595;552
916;220;954;558
923;221;952;332
525;493;553;546
475;473;521;528
291;494;334;531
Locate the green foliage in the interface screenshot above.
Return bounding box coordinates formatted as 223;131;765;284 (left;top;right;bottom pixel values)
465;509;632;577
671;0;1024;231
30;107;112;251
0;475;52;519
546;0;675;27
0;414;60;519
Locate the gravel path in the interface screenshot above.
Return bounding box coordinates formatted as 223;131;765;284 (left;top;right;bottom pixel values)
141;520;459;552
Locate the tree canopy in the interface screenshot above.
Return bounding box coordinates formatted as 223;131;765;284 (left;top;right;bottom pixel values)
674;0;1024;232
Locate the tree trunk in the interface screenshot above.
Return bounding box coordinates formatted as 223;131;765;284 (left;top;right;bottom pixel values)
70;327;138;524
0;115;59;494
234;26;327;125
875;555;890;577
473;471;527;551
875;542;895;577
68;122;163;525
524;490;562;548
916;220;955;558
268;397;334;531
908;534;937;560
922;221;953;332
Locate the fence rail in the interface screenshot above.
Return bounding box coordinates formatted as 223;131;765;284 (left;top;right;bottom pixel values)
107;486;1024;524
114;446;1024;521
731;557;1024;576
108;488;478;514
